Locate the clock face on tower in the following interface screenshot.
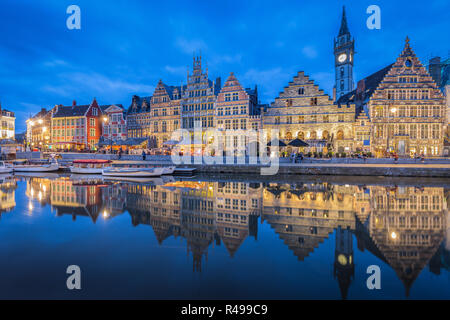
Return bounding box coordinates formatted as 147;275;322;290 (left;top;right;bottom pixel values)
338;53;347;63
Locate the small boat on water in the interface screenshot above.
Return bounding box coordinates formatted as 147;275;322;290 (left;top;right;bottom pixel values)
102;162;176;177
13;159;60;172
70;159;112;174
0;161;13;174
160;166;176;175
102;167;164;177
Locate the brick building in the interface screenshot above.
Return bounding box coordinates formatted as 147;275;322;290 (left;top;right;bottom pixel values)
51;98;103;151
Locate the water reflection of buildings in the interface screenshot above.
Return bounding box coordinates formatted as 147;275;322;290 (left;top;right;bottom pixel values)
0;175;17;217
365;186;447;296
18;176;450;298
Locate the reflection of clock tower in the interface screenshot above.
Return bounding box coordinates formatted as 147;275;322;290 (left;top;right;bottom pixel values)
334;6;354;100
333;226;354;300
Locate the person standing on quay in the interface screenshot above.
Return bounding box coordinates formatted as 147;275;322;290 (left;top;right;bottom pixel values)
142;150;146;161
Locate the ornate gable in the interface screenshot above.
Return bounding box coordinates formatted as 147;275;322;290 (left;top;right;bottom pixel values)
272;71;333;108
371;37;445;102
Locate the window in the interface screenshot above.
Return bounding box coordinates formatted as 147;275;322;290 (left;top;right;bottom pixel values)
298;87;305;95
240;119;246;130
225;93;231;101
92;108;98;116
232;92;239;101
298;115;304;123
89;118;95;126
311;97;318;106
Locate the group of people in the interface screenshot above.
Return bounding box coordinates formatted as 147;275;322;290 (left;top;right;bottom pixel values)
289;152;304;163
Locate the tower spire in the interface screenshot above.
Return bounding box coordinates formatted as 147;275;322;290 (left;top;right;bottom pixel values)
338;6;350;36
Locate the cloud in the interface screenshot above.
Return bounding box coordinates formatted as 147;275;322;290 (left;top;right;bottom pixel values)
302;46;318;59
164;65;187;76
175;38;207;54
42;59;69;68
41;72;155;99
211;54;243;65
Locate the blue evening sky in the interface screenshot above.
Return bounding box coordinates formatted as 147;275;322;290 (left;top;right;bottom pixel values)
0;0;449;132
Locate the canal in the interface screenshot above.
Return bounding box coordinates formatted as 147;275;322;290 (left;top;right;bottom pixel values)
0;173;448;299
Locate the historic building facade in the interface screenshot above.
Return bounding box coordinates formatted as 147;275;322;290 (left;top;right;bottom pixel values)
0;104;15;141
51;99;103;151
26;107;52;150
263;71;356;154
100;104;127;143
369;38;446;157
214;72;262;156
126;95;151;138
149;80;182;148
181;56;221;153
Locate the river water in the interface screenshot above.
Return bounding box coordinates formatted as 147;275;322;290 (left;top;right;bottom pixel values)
0;173;449;299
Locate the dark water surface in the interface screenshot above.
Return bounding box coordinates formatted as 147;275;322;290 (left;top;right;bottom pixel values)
0;173;449;299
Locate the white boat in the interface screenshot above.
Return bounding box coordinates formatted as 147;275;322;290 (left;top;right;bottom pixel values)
161;166;176;175
13;159;60;172
102;167;164;177
70;159;112;174
0;161;13;174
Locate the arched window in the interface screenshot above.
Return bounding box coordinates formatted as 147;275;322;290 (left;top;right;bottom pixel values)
297;131;304;140
285;132;293;140
337;130;344;140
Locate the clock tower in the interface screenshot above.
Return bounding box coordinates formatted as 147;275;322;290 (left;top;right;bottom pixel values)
334;6;354;99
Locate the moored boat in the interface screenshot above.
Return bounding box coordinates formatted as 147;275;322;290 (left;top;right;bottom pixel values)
70;159;112;174
102;167;164;177
13;159;60;172
0;161;13;174
161;166;176;175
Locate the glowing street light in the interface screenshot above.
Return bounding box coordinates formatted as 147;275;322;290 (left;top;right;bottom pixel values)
38;119;43;124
